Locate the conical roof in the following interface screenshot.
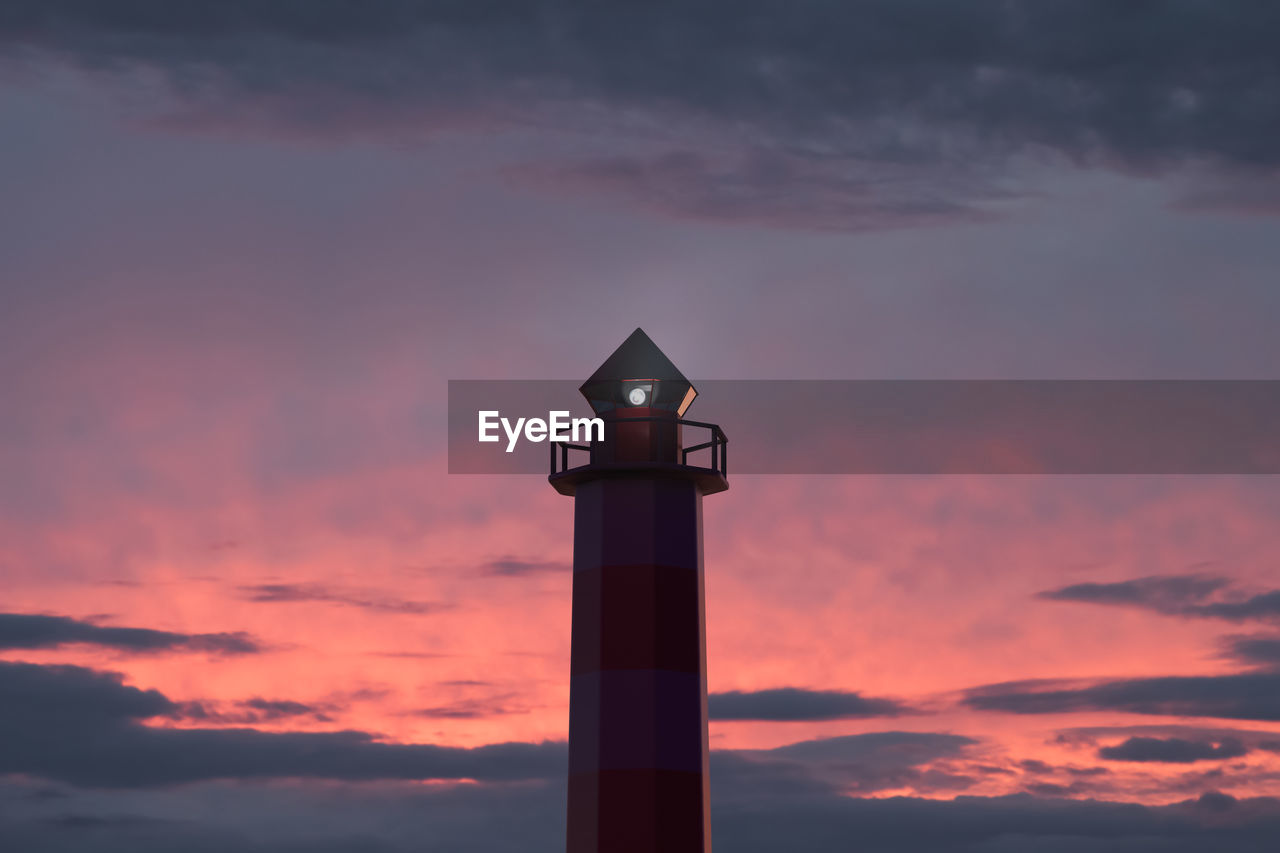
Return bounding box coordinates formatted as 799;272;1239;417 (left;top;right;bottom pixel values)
579;328;697;415
582;328;688;385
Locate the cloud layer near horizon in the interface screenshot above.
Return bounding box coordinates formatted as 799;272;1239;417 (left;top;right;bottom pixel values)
0;660;564;788
6;656;1280;851
3;774;1279;853
0;658;962;793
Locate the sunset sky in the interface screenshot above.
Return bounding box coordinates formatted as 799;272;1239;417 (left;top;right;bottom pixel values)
4;3;1280;851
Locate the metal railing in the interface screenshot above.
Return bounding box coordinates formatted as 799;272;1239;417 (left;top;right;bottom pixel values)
549;417;728;478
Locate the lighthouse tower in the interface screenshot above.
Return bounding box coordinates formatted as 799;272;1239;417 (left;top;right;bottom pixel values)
550;328;728;853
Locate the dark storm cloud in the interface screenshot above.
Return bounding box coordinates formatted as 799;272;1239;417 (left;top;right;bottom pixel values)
1098;736;1249;763
1039;575;1280;623
0;612;260;655
0;661;562;788
237;583;444;615
708;687;914;721
3;1;1279;227
2;0;1276;160
963;672;1280;721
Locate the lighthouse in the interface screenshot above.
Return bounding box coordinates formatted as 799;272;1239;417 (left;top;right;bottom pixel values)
550;328;728;853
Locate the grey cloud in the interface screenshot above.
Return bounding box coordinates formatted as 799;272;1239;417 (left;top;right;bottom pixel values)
0;661;562;788
1098;736;1250;763
963;673;1280;721
1039;575;1280;623
8;657;1280;849
42;728;561;788
508;149;1008;233
1022;780;1103;798
1221;634;1280;668
1057;723;1280;756
709;687;914;721
1038;574;1231;610
241;698;321;718
719;731;980;797
1066;766;1111;777
713;788;1280;853
5;720;1280;851
763;731;975;764
238;583;444;615
481;557;566;577
1198;592;1280;623
0;612;260;655
1174;172;1280;217
4;1;1280;229
411;695;527;720
177;698;335;725
0;659;963;797
1017;758;1111;780
0;661;177;726
7;783;1280;853
1008;757;1117;800
2;1;1277;161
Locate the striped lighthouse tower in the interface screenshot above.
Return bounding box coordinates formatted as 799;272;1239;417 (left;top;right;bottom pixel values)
550;329;728;853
